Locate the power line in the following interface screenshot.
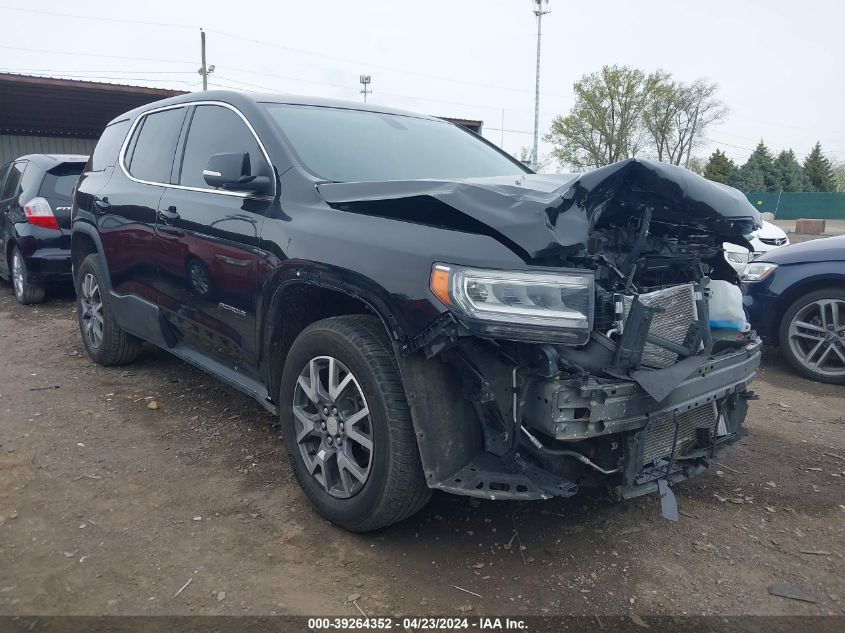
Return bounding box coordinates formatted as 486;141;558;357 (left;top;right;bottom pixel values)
0;4;571;99
0;43;195;66
0;4;194;30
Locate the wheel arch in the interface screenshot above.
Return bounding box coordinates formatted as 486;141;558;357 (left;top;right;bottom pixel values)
71;223;111;291
263;279;483;485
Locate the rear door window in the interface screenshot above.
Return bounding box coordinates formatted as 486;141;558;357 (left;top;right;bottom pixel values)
125;108;187;184
178;105;267;190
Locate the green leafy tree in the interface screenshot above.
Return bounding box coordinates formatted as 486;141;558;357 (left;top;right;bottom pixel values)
803;142;836;192
545;65;650;169
702;149;736;184
773;149;806;191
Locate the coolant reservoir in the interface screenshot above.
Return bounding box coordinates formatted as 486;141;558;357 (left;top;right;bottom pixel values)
707;280;750;332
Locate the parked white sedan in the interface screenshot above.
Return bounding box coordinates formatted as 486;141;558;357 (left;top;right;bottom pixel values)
723;220;790;274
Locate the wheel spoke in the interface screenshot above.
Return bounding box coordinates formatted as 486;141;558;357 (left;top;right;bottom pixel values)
346;426;373;451
338;453;368;484
344;406;369;427
815;343;833;367
330;372;354;401
296;374;318;404
793;320;825;334
293;406;320;443
803;339;825;364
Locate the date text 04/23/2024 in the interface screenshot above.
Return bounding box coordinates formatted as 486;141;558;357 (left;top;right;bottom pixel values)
308;617;528;630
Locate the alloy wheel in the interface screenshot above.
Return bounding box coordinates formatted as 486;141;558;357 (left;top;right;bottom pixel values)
787;299;845;378
12;251;24;299
292;356;373;499
80;273;104;349
189;262;210;296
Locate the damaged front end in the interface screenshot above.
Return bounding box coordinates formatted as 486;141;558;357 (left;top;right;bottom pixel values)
323;158;763;509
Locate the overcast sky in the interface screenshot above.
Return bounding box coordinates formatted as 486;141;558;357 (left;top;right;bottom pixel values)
2;0;843;169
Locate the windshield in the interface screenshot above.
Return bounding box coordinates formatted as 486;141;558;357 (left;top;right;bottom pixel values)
263;104;528;182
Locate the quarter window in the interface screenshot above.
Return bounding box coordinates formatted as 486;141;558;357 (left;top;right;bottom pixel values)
90;119;130;172
125;108;186;184
179;105;266;190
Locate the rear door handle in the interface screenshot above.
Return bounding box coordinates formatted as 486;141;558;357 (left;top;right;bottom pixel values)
93;197;111;211
157;206;183;236
158;206;180;223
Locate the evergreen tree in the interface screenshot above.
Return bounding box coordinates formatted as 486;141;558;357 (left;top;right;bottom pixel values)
803;142;836;192
730;141;779;191
730;161;765;192
703;149;736;184
773;149;806;191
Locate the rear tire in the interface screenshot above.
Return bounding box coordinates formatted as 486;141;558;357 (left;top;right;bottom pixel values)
778;287;845;384
10;247;46;304
279;315;431;531
75;254;143;366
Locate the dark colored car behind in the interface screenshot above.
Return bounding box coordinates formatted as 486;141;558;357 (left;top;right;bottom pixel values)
71;91;762;531
0;154;87;303
743;236;845;383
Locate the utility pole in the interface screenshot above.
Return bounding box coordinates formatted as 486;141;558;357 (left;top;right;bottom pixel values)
198;28;214;90
531;0;550;171
359;75;372;103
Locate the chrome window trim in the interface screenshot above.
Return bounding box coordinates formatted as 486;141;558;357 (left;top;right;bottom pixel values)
118;100;276;199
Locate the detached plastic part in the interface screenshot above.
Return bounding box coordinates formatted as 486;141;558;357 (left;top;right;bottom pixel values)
708;280;750;332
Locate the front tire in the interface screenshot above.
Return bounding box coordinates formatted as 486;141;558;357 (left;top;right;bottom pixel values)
778;287;845;384
279;315;430;531
75;254;143;366
10;247;46;304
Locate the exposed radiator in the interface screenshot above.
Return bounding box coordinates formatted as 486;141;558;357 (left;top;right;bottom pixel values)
624;284;699;368
642;402;717;466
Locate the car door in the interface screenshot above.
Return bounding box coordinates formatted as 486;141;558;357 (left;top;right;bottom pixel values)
96;107;187;300
153;103;273;377
0;162;11;278
0;161;26;279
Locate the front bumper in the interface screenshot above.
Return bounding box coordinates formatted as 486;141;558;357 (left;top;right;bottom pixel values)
521;338;761;441
434;338;761;501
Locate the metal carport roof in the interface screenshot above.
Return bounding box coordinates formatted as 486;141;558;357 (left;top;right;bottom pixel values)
0;73;186;139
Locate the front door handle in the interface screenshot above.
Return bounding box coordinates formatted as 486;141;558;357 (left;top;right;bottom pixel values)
93;197;111;212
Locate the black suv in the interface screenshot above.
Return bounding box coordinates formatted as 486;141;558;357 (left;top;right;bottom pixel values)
72;92;762;531
1;154;87;303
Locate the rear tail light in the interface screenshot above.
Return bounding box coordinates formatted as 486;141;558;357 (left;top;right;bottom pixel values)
23;197;59;230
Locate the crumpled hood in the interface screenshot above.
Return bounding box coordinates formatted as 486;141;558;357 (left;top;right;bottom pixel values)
317;158;761;261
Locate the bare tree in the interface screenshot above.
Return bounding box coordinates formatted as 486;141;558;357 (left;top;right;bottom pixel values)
643;76;727;168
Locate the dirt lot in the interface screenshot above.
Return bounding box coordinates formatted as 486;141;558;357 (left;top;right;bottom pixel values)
0;286;843;618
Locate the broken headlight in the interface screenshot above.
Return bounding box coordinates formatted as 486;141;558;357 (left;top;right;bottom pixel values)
430;264;594;344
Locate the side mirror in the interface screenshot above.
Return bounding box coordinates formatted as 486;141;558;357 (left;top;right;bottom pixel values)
203;152;272;195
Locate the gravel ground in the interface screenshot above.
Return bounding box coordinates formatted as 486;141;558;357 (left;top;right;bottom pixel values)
0;285;842;618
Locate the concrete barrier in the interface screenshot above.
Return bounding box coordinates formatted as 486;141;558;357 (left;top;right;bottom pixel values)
794;219;827;235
